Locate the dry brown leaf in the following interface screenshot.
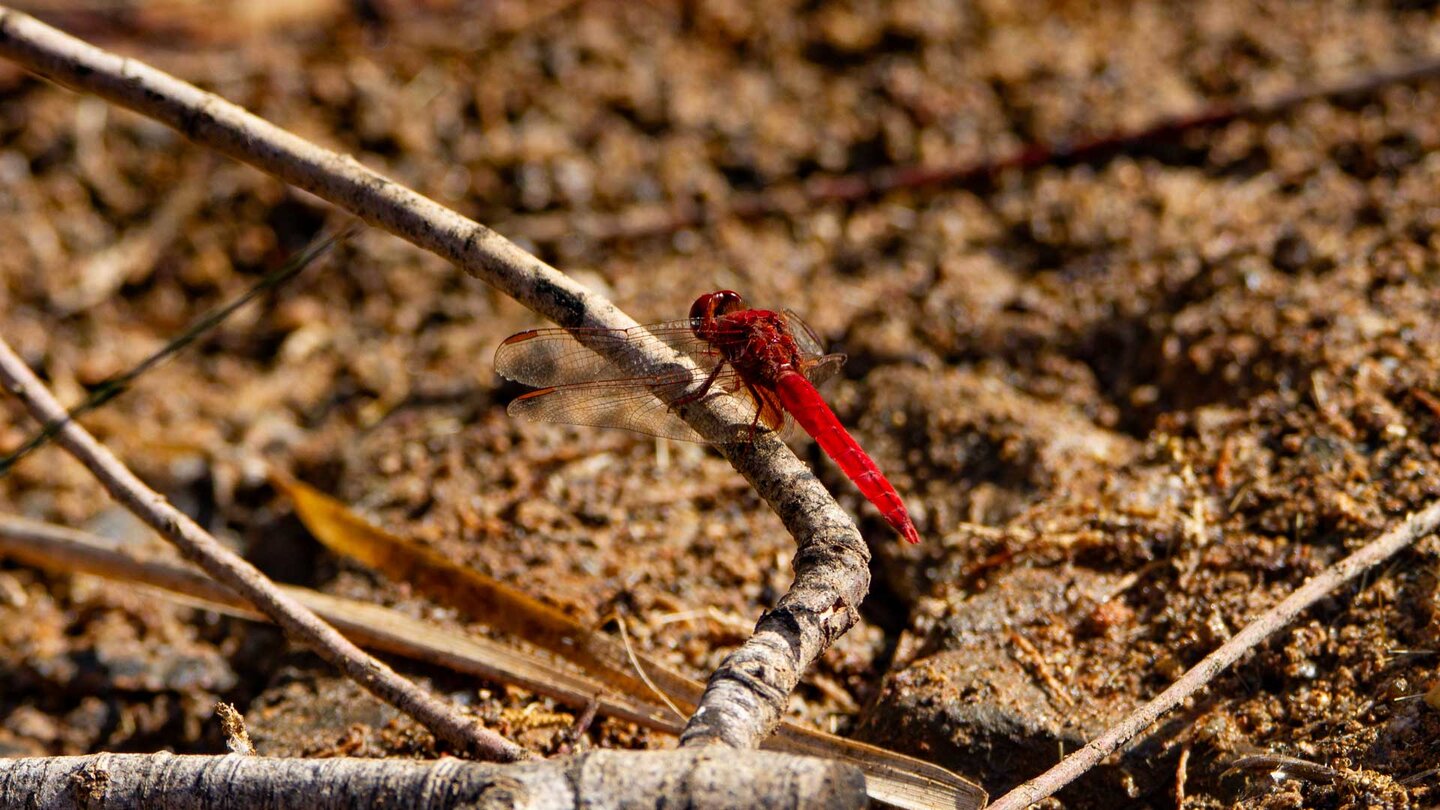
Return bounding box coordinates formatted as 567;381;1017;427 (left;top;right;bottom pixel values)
272;475;985;810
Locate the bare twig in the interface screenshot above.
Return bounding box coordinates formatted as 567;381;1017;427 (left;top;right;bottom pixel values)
0;513;682;735
0;339;524;761
0;750;867;810
988;500;1440;810
559;694;602;754
0;7;872;753
0;512;986;810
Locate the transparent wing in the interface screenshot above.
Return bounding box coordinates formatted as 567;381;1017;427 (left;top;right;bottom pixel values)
747;382;793;440
508;374;709;442
782;309;827;360
804;353;846;386
498;310;835;444
507;365;780;443
495;320;721;388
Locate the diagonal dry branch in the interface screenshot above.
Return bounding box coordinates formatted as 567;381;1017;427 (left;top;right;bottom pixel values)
0;338;525;761
0;7;870;752
0;513;987;810
988;498;1440;810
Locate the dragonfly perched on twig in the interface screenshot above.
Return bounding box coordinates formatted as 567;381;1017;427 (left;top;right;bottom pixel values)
495;290;921;544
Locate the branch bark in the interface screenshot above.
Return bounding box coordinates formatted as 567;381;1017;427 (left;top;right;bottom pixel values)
0;751;866;810
0;513;987;810
0;512;685;737
0;7;870;751
0;338;524;762
987;499;1440;810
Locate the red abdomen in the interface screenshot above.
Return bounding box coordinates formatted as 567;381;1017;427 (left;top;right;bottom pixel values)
774;370;921;544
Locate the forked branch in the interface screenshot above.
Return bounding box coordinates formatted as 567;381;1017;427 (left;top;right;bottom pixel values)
0;7;870;752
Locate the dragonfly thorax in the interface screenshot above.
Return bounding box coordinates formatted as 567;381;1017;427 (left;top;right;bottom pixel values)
699;309;804;384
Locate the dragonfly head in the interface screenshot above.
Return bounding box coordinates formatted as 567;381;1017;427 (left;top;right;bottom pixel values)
689;290;745;329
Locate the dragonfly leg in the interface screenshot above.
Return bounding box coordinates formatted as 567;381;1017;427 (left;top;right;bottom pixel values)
673;360;727;407
742;379;766;443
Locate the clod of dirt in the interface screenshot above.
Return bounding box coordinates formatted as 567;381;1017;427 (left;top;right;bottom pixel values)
859;565;1178;800
245;669;437;758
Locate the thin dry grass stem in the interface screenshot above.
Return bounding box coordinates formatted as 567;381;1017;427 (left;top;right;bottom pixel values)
0;227;346;476
612;611;687;723
0;6;871;753
1174;743;1190;810
0;512;685;735
0;513;987;809
0;338;526;761
988;499;1440;810
504;58;1440;245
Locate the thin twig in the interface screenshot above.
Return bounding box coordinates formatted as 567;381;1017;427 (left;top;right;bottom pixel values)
0;226;353;476
0;513;987;810
988;499;1440;810
0;338;525;761
558;694;601;754
0;7;871;753
504;57;1440;244
0;512;682;736
1399;767;1440;786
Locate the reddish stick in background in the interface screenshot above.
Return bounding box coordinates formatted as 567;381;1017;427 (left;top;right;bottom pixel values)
495;290;921;544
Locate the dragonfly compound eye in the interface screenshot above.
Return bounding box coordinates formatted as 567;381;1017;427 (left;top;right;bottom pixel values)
689;290;745;323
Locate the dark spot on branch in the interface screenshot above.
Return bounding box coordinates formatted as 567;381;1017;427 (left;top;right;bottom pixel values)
536;275;587;328
179;103;211;140
759;607;807;656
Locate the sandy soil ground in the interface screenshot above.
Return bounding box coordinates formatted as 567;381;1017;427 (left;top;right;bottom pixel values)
3;1;1440;806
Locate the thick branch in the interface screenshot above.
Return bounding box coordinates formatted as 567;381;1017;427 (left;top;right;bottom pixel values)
0;7;871;750
0;751;866;810
988;499;1440;810
0;338;523;761
0;514;986;810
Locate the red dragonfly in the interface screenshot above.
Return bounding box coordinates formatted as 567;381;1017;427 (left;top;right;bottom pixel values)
494;290;921;544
